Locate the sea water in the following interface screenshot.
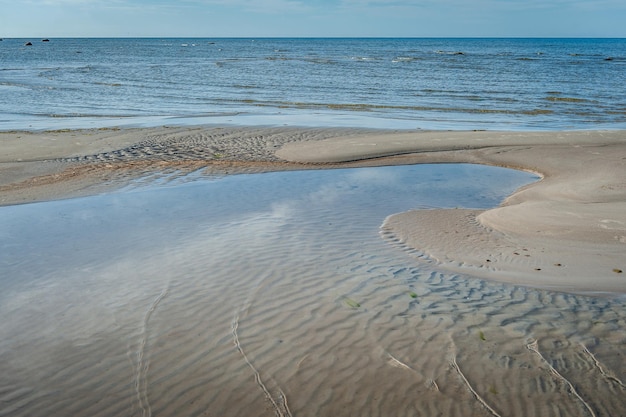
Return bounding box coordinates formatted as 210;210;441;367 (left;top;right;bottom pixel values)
1;37;625;131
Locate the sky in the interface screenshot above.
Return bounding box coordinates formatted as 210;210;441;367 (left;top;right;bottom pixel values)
1;0;626;38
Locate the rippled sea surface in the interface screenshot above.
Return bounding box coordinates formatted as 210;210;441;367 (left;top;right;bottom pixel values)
1;165;625;416
1;37;625;130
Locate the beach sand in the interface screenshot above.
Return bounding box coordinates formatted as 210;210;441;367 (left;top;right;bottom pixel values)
278;129;626;295
1;127;626;417
3;127;623;294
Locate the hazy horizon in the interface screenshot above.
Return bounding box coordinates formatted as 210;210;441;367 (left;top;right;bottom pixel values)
2;0;625;38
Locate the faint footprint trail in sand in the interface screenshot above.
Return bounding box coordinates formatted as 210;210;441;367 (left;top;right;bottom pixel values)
526;339;597;417
232;314;292;417
132;287;170;417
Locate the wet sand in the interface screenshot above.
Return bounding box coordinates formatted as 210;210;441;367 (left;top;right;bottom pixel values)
279;129;626;295
1;126;626;417
3;127;624;294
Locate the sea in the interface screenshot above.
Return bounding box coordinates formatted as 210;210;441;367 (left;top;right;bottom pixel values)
1;37;625;131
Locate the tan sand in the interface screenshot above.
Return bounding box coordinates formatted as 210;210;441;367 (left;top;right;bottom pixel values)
2;127;626;417
1;127;625;295
0;126;387;205
278;129;626;295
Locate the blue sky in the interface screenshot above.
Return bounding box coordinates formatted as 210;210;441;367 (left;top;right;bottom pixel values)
1;0;625;38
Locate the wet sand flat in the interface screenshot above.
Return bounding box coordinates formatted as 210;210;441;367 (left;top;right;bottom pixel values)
2;127;625;292
1;127;625;416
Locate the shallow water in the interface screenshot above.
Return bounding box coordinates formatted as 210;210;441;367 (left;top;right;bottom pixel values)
1;164;625;417
2;38;626;131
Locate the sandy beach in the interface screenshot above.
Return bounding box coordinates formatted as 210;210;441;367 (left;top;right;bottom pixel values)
2;127;624;295
2;126;626;417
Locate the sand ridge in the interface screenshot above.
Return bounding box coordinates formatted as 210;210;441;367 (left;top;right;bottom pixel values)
0;126;397;205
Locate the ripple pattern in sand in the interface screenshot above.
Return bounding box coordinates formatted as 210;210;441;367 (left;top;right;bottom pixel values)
58;126;363;164
1;165;625;417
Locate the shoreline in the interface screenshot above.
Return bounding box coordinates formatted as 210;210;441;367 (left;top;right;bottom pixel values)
1;126;625;294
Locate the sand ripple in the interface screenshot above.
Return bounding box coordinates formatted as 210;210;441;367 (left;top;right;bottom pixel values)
1;166;625;416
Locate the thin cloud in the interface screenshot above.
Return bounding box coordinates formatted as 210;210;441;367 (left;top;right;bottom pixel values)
1;0;624;37
338;0;626;9
188;0;313;13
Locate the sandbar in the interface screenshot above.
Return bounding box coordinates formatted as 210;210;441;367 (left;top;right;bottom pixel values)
1;127;625;294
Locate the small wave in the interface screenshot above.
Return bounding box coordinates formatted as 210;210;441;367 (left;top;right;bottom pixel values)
351;56;379;61
213;98;555;116
94;82;122;87
392;56;421;63
36;112;136;119
232;84;260;89
0;81;29;89
265;56;290;61
545;96;589;103
0;81;68;92
303;57;337;65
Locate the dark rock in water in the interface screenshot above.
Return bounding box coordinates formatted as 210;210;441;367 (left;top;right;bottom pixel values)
604;57;614;61
25;42;33;46
42;39;50;42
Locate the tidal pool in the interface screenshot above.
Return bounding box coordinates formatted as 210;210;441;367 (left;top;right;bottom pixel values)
1;164;624;417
